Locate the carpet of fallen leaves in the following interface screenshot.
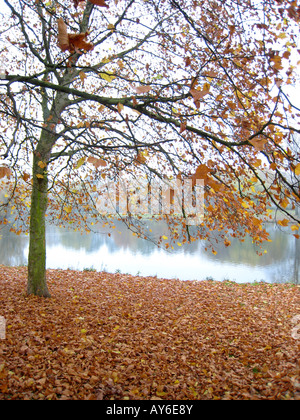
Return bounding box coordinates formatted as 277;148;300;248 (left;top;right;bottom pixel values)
0;265;299;400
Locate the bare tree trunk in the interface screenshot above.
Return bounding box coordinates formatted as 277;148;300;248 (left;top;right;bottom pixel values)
27;131;54;297
27;160;50;297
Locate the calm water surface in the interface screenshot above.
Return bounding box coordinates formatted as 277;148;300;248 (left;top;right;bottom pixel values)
0;221;299;284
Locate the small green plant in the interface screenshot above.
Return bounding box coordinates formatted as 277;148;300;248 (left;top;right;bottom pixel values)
83;267;96;272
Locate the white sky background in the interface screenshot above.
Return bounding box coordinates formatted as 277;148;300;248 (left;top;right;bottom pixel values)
0;0;299;174
1;0;300;123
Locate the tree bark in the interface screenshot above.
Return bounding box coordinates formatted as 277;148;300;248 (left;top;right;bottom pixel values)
27;133;53;297
26;79;78;296
26;64;74;297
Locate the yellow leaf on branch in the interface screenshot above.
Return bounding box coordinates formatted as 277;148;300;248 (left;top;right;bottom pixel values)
107;23;115;31
38;161;47;169
64;205;72;214
100;72;116;83
280;197;289;209
75;157;86;169
277;219;289;227
117;103;124;113
241;201;250;209
253;159;262;168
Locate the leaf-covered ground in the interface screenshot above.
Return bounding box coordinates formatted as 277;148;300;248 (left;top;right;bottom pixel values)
0;266;299;400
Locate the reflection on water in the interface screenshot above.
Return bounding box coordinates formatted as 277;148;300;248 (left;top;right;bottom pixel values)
0;220;299;284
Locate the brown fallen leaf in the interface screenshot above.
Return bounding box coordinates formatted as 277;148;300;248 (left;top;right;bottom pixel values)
0;266;299;400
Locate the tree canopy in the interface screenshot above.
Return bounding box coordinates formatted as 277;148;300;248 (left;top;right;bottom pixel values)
0;0;299;296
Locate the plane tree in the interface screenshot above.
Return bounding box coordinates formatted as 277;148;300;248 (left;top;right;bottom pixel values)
0;0;299;297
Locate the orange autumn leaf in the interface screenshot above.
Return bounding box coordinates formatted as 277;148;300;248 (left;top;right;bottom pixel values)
135;152;147;165
87;156;107;168
38;161;47;169
180;121;187;133
57;18;94;53
22;172;30;182
190;83;210;108
277;219;290;227
133;85;152;94
57;18;69;52
250;138;268;151
0;166;11;179
89;0;109;7
224;239;231;247
79;71;87;85
280;197;289;209
68;33;94;53
73;0;109;7
195;163;210;179
253;159;262;168
72;0;85;7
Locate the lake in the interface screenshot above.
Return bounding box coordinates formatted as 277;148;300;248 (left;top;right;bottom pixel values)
0;220;299;284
